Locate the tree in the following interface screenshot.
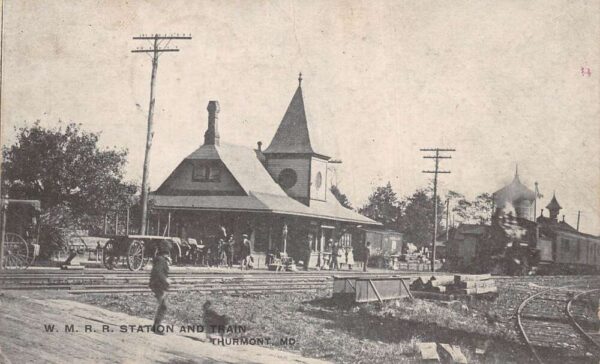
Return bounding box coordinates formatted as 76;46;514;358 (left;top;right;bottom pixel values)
472;193;494;224
447;191;494;225
359;182;401;228
2;121;136;227
330;184;352;209
398;188;445;247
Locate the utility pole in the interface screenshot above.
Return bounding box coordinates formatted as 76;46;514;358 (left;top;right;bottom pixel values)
421;148;455;272
576;210;581;231
0;196;7;270
445;198;450;242
132;33;191;235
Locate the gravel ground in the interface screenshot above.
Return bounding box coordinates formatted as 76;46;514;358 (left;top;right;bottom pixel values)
71;275;600;363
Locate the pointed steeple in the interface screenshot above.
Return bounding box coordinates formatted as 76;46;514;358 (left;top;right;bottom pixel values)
263;75;329;159
546;192;562;221
514;164;519;180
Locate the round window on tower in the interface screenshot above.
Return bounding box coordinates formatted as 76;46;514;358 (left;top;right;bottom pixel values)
278;168;297;189
315;171;323;189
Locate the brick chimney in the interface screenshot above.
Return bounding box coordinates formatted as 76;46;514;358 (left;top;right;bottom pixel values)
204;101;220;146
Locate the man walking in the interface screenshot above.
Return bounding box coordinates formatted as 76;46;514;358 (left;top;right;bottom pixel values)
363;241;371;272
150;239;172;334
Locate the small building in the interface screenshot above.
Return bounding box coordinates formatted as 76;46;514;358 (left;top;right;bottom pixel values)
355;227;403;256
149;76;379;268
445;224;490;271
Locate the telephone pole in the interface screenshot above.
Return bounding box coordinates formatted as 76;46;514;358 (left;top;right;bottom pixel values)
132;33;191;235
421;148;455;272
576;210;581;231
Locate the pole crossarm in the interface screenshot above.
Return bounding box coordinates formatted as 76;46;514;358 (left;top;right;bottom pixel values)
423;156;452;159
133;36;192;40
420;148;456;152
131;49;180;53
422;170;451;174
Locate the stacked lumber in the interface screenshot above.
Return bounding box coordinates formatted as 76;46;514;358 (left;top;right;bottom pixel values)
410;274;497;296
448;274;497;295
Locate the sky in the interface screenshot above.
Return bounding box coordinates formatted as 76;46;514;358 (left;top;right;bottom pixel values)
1;0;599;234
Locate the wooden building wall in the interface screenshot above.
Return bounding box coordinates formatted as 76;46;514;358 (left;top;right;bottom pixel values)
156;160;244;195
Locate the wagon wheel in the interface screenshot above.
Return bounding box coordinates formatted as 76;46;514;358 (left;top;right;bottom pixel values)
2;233;30;269
127;240;145;271
102;239;120;270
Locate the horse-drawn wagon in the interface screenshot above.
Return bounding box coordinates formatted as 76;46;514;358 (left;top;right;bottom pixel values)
1;199;41;269
101;235;204;271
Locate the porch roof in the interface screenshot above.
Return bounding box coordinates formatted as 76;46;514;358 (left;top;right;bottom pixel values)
151;192;379;225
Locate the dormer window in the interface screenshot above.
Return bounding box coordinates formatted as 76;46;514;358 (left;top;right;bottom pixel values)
192;162;220;182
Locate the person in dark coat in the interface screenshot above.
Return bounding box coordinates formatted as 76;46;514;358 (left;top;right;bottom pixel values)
304;235;313;271
330;239;339;270
363;241;372;272
150;239;172;334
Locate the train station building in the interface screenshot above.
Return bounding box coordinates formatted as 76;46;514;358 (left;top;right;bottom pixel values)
149;76;378;267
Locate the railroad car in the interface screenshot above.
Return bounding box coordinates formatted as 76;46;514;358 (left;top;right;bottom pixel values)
536;219;600;274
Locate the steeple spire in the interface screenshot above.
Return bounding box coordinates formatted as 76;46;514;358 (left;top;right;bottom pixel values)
514;163;519;179
263;73;329;158
546;192;562;221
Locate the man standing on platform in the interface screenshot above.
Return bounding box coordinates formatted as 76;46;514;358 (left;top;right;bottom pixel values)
330;239;339;271
363;241;371;272
304;235;313;271
226;235;235;268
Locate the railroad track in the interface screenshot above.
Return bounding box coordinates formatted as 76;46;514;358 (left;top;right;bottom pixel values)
0;269;421;295
517;284;600;363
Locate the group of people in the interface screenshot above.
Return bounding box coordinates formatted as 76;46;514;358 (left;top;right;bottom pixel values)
310;238;372;272
205;233;253;269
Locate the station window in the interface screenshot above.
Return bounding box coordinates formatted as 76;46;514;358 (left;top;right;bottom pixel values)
192;163;220;182
339;233;352;247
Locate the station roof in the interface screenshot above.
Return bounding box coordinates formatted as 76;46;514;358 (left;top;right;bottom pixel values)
152;143;378;225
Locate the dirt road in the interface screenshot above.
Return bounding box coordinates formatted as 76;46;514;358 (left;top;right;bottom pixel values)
0;291;329;364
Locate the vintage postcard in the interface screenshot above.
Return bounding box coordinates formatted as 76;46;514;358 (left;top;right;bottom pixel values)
1;1;599;363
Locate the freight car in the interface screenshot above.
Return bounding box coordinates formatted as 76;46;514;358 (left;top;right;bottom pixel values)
536;218;600;274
